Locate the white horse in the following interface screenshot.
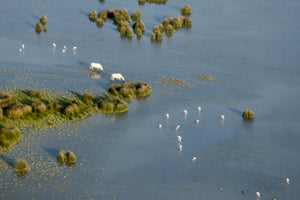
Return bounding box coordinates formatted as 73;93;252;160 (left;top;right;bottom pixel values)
110;73;125;82
89;62;103;72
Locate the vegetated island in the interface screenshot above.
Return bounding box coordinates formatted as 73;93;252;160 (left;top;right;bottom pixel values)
0;81;151;151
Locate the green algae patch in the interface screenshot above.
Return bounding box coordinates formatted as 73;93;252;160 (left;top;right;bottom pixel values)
161;76;194;88
194;73;217;82
108;82;152;102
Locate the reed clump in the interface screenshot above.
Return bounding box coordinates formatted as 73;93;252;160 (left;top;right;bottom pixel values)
98;97;128;113
6;104;32;119
96;18;105;28
15;159;29;177
243;110;255;119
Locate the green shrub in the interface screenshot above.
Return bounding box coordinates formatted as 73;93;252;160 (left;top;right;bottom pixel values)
136;28;143;39
64;103;80;117
98;11;107;20
29;91;41;98
0;92;16;107
0;127;21;148
183;17;192;27
126;28;134;38
153;26;160;34
6;105;32;119
35;23;42;34
89;10;98;21
96;18;105;28
165;24;174;36
15;159;29;177
47;100;62;112
133;21;145;33
120;26;127;37
40;15;47;25
181;5;191;16
243;110;255;119
32;101;47;113
131;10;141;22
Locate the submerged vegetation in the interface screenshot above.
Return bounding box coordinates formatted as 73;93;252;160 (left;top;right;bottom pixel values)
161;77;194;88
194;73;217;82
138;0;168;6
243;110;255;119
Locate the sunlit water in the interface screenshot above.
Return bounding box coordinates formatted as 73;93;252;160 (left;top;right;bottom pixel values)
0;0;299;199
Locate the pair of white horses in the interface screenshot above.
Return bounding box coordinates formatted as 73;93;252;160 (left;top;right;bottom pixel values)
89;62;125;82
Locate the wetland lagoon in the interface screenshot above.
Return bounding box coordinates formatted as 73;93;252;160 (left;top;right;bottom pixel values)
0;0;299;199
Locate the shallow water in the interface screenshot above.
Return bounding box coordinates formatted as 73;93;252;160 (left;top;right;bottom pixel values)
0;0;299;199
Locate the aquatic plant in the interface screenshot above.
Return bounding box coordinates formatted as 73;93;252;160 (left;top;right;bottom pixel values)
243;110;255;119
181;5;192;16
89;10;98;21
163;18;170;27
32;100;47;113
0;127;20;149
15;159;29;177
40;15;47;26
131;10;141;22
165;24;174;37
161;77;194;88
159;24;164;32
35;23;42;34
57;150;76;165
96;18;105;28
138;0;146;5
98;11;107;20
82;92;94;105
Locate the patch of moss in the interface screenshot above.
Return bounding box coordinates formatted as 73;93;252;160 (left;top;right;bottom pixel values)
15;159;29;177
161;76;194;88
181;5;191;16
243;110;254;119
